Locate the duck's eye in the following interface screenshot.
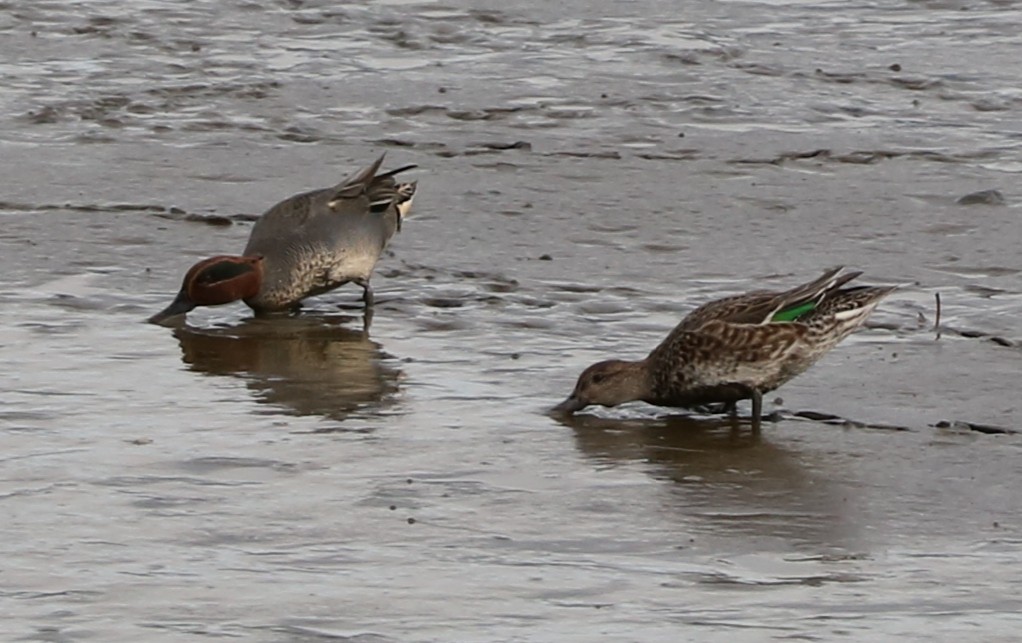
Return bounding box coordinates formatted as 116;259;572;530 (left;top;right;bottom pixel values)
590;373;606;385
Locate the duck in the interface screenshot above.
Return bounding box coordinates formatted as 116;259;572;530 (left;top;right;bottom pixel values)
148;154;416;324
554;267;897;427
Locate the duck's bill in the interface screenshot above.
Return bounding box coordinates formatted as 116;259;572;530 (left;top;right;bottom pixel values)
552;395;586;415
147;292;196;325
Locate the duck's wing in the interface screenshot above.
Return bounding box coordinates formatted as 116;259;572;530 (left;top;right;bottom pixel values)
244;156;417;254
676;290;779;331
677;267;860;331
327;154;387;204
244;155;386;237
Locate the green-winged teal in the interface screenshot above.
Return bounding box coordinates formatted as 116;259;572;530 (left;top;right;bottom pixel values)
554;267;896;426
149;155;416;324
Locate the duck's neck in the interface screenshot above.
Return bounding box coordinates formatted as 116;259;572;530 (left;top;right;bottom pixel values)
618;358;657;406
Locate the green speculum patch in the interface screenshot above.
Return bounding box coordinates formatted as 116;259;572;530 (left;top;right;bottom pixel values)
771;301;816;323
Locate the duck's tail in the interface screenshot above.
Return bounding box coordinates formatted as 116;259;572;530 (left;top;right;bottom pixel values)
392;180;417;229
327;154;418;229
818;284;898;323
798;283;898;353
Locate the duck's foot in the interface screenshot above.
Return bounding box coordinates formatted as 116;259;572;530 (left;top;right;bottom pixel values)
750;389;763;433
362;306;374;332
696;397;762;429
356;279;374;308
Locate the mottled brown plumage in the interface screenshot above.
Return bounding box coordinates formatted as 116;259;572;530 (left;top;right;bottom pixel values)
555;267;896;427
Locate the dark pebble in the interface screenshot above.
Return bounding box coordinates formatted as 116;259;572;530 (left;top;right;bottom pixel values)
539;254;552;261
956;189;1005;206
889;63;902;71
407;517;416;525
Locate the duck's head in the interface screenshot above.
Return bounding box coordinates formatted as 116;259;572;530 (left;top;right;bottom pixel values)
148;255;264;325
553;359;648;415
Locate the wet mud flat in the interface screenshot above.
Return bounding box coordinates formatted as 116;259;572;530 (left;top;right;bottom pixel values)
2;0;1022;641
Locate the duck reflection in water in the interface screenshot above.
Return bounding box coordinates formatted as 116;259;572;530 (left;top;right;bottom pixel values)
174;314;400;423
555;412;857;549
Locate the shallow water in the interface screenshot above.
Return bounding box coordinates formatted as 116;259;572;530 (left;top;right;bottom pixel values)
2;1;1022;641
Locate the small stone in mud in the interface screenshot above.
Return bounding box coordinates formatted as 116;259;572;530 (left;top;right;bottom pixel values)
539;254;553;261
889;63;902;72
956;189;1005;206
188;213;233;226
407;478;413;484
389;505;397;511
438;86;447;93
191;43;201;52
993;521;1000;528
407;517;416;525
510;352;520;360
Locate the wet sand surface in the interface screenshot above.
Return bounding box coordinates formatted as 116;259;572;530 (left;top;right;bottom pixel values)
2;1;1022;640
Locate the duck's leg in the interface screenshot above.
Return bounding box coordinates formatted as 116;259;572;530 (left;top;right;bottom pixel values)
723;400;738;417
750;389;763;433
355;278;374;308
